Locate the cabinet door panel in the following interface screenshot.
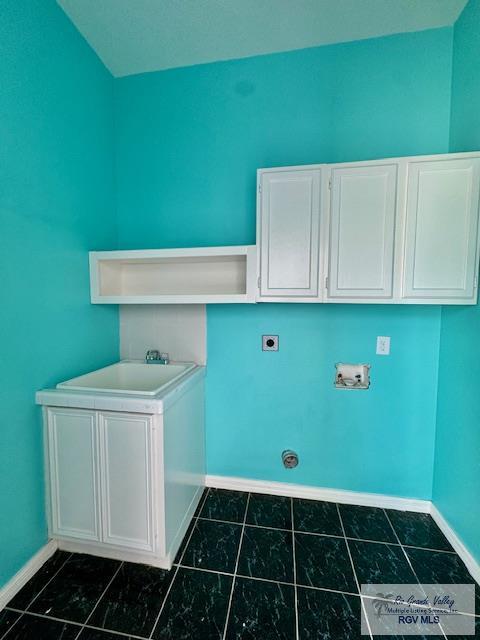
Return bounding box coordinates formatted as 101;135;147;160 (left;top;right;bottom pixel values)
403;158;480;300
47;409;99;541
259;169;321;298
99;413;155;552
328;164;397;298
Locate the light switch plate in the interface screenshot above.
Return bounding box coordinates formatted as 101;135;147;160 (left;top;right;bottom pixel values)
376;336;390;355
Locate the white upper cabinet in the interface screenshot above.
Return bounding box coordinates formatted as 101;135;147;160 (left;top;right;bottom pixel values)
257;153;480;305
327;163;397;299
402;157;480;302
257;168;323;300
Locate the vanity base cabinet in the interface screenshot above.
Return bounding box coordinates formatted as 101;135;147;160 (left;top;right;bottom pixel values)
43;379;205;569
98;412;155;553
46;409;100;542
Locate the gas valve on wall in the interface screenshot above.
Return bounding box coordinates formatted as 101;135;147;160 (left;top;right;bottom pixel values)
282;450;299;468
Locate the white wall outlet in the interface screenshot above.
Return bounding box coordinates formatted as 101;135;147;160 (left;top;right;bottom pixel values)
376;336;391;355
262;335;279;351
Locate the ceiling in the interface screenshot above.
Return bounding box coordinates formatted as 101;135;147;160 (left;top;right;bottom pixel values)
58;0;468;78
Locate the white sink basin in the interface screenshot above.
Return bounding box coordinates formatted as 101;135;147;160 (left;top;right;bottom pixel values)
57;361;196;396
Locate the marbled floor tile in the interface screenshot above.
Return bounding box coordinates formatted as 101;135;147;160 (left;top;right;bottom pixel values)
348;539;417;585
28;554;121;623
295;533;358;593
88;562;173;636
237;526;294;583
200;489;248;523
405;548;480;609
225;577;295;640
246;493;291;529
153;567;232;640
293;499;343;536
173;518;196;564
4;613;80;640
297;587;362;640
7;551;71;610
387;510;453;551
0;609;20;637
78;628;137;640
339;504;397;544
182;519;242;573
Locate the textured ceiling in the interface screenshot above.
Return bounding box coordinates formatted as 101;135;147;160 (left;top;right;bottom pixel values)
58;0;467;77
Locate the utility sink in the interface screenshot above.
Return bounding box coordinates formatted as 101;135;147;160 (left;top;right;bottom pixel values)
56;361;196;396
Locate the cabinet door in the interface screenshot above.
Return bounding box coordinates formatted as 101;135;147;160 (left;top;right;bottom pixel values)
99;413;155;552
47;408;100;541
259;169;321;299
328;163;397;299
403;157;480;300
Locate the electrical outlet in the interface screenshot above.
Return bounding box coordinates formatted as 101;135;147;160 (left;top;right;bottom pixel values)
262;335;279;351
376;336;390;355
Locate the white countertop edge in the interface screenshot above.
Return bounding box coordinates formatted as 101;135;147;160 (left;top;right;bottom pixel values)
36;365;205;414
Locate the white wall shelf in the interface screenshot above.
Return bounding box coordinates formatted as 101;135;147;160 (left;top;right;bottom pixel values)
90;245;257;304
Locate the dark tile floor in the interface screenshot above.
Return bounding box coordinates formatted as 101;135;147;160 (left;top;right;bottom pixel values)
2;489;479;639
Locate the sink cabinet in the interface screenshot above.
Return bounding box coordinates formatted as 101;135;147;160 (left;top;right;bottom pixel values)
47;408;155;552
41;372;205;569
46;409;100;542
99;412;155;552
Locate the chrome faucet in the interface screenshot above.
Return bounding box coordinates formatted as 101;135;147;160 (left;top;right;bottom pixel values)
145;349;170;365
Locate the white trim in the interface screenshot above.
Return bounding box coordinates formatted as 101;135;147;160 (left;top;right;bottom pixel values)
0;540;58;611
430;504;480;585
56;539;170;570
205;475;430;513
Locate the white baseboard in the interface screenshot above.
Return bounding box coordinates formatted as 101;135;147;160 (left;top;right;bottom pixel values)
430;505;480;585
0;540;58;611
205;474;430;512
56;539;170;570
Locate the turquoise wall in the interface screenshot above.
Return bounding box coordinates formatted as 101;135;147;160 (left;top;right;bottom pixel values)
1;0;477;593
207;304;439;497
449;0;480;153
115;29;452;249
433;0;480;563
1;0;476;590
115;28;453;499
0;0;118;586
